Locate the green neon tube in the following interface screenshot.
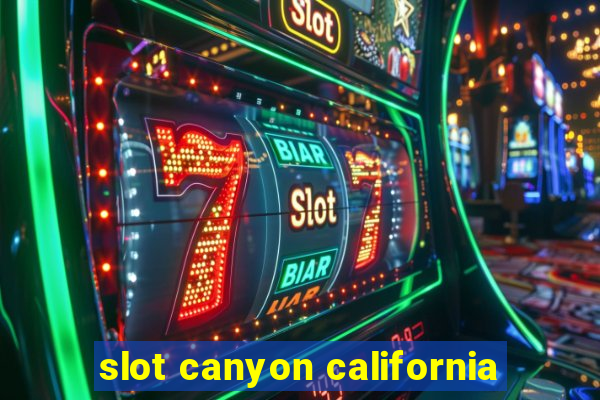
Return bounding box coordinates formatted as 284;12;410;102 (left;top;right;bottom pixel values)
17;1;90;398
135;0;422;117
0;286;18;350
440;0;545;354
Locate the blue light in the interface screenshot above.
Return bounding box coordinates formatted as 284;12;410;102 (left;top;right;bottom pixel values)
10;230;21;255
505;321;531;348
524;192;541;204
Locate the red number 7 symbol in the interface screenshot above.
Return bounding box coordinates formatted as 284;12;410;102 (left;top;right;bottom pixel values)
345;150;382;270
145;119;247;329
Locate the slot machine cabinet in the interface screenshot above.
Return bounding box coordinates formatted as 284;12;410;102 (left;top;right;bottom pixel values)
500;55;577;237
447;111;476;196
1;0;580;399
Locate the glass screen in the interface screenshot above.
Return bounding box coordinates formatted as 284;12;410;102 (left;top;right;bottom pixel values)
506;117;539;180
84;26;429;341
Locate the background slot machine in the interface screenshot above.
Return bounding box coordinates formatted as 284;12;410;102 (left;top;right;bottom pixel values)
447;112;476;197
552;88;575;201
542;71;559;199
500;55;547;204
0;0;568;398
499;54;577;237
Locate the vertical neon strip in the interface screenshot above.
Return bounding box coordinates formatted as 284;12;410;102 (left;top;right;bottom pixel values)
17;1;91;398
0;287;18;349
388;108;421;262
440;0;545;354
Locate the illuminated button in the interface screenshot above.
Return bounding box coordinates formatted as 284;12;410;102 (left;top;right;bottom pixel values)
101;262;111;272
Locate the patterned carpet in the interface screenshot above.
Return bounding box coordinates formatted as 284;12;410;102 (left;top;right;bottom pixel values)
480;236;600;375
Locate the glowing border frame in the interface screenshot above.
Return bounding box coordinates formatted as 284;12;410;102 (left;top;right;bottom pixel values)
440;0;545;354
17;0;90;399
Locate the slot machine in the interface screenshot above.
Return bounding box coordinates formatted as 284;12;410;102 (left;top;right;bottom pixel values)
447;112;476;196
1;0;597;399
542;71;559;199
552;87;574;201
583;153;596;199
501;55;546;204
500;54;581;237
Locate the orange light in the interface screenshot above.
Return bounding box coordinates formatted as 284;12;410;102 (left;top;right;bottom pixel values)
469;40;477;53
96;122;105;131
498;63;506;77
130;61;139;70
99;209;109;219
212;84;219;92
98;168;108;178
309;112;315;119
513;22;521;31
234;327;240;334
162;70;170;78
500;26;508;35
213;335;219;341
94;76;103;86
189;78;196;85
101;262;111;272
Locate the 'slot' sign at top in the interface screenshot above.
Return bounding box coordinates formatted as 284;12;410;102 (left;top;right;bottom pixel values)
268;0;350;61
